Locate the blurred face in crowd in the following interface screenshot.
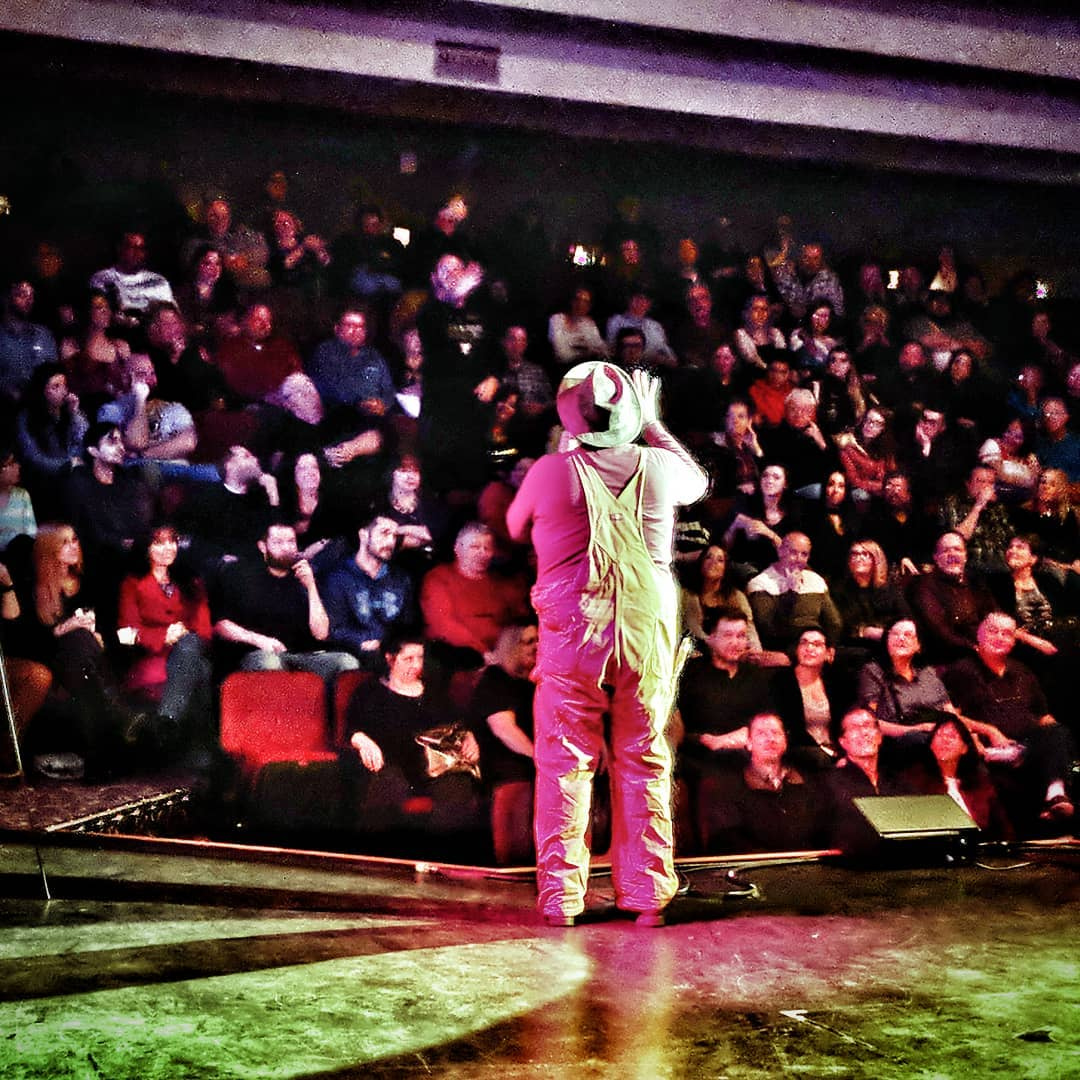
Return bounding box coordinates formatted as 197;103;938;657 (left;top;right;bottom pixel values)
760;465;787;499
1036;469;1067;507
883;473;912;510
1004;537;1038;576
701;545;726;584
778;532;812;576
1042;398;1069;438
977;613;1017;662
898;342;926;372
966;466;997;503
455;528;494;578
335;311;367;351
839;709;882;763
244;304;273;342
294;452;321;492
205;199;231;237
799;243;824;276
149;306;187;349
259;524;299;572
747;714;787;765
9;281;34;318
387;641;425;685
824;471;846;507
861;409;886;440
885;620;920;664
747;296;771;328
795;629;832;670
570;289;592;318
809;305;832;335
934;532;967;578
44;372;69;413
687;285;712;322
725;401;751;439
765;358;791;389
148;526;179;571
118;232;148;273
706;617;748;666
360;516;398;564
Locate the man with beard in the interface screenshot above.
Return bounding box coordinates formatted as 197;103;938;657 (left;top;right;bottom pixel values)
211;520;357;680
321;511;414;666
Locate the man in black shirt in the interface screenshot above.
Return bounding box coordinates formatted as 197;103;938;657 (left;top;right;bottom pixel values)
211;521;357;682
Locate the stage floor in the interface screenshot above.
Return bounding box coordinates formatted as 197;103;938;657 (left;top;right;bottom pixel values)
0;834;1077;1079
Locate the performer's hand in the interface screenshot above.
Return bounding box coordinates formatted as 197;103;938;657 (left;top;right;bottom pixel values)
629;369;661;426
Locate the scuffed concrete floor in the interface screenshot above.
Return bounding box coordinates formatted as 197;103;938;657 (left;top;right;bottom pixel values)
0;849;1077;1079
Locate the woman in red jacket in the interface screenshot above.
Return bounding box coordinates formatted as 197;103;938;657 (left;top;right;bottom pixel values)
118;524;213;759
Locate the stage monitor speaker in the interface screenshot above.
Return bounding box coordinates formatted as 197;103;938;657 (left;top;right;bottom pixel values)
854;794;980;865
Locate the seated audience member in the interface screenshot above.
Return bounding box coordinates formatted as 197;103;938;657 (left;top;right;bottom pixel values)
939;464;1015;574
978;417;1039;506
471;620;539;865
1006;364;1045;427
814;346;865;439
722;463;796;582
789;300;840;375
14;363;88;517
605;285;676;369
145;303;229;416
61;290;129;411
321;510;415;666
837;407;896;503
824;708;914;856
943;613;1074;829
267;209;331;291
211;520;358;681
707;398;763;501
477;454;534;570
681;543;762;651
88;231;175;329
875;343;936;430
0;446;37;554
214;302;302;404
419;522;529;672
800;470;860;582
64;421;154;630
372;452;451;563
306;308;397;416
861;469;934;574
9;524;143;780
770;240;845;321
938;347;997;438
181;195;270;292
760;388;839;499
831;540;911;653
747;532;843;655
100;352;200;474
908;531;998;666
341;631;482;834
675;610;778;772
748;353;795;430
275;451;342;564
1011;468;1080;567
697;712;826;854
772;626;849;771
0;280;58;403
670;283;729;372
496;324;555;454
178;444;277;577
548;285;608;369
853;618;1001;762
174;244;240;349
898;403;967;516
904;713;1012;839
904;288;990;369
331;203;405;302
1033;397;1080;484
733;294;787;373
0;559;53;777
117;524;214;762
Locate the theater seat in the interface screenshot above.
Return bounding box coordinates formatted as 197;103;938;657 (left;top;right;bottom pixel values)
219;671;346;833
219;670;337;784
331;669;372;748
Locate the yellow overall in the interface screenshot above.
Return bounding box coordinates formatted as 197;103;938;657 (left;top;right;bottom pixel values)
531;451;680;918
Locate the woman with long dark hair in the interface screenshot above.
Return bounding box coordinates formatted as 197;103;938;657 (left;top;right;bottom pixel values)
117;524;214;758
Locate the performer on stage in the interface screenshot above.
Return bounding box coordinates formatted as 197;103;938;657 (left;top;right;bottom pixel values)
506;362;708;926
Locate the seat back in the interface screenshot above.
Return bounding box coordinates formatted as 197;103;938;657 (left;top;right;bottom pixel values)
219;671;330;770
331;669;373;747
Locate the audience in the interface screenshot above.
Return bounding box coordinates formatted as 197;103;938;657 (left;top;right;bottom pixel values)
4;164;1076;855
